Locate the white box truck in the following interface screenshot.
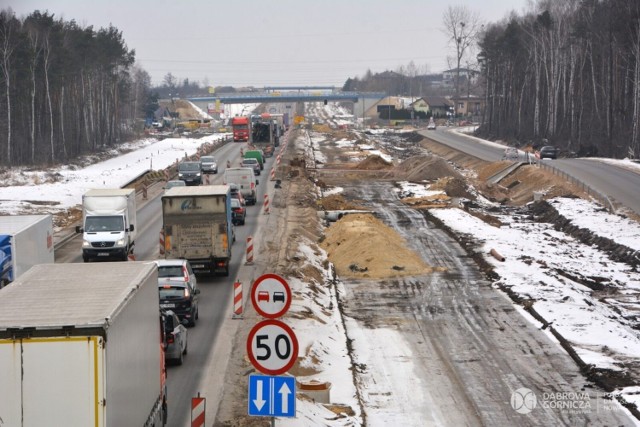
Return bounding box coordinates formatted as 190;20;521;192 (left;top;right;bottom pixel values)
223;167;258;205
76;188;137;262
0;262;167;427
0;215;54;288
161;185;233;275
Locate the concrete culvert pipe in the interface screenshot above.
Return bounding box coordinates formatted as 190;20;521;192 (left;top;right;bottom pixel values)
490;248;506;262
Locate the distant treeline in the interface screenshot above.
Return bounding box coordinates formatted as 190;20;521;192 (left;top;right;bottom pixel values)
0;9;156;166
478;0;640;157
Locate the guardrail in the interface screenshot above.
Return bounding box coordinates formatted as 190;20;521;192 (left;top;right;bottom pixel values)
53;135;233;251
538;161;615;213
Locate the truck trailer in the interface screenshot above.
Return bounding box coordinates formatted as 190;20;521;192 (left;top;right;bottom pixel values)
0;262;167;427
76;188;137;262
161;185;233;275
0;214;54;288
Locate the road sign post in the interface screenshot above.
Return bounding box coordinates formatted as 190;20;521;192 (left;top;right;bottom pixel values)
250;273;292;319
247;319;299;376
247;273;298;419
248;375;296;417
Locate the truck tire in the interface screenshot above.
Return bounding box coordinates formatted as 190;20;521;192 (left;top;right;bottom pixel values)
176;350;183;365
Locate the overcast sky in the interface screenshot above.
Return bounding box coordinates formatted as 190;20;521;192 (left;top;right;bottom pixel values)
9;0;531;88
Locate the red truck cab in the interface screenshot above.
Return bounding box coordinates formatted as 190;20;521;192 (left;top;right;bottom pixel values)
231;116;249;142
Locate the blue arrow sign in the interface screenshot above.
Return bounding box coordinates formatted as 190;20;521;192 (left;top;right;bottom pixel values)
248;375;296;417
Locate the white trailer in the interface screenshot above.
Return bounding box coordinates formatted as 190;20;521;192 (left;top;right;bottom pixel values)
0;215;54;288
76;188;137;262
0;262;167;427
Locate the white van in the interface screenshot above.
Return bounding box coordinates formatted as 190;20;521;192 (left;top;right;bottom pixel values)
223;167;258;205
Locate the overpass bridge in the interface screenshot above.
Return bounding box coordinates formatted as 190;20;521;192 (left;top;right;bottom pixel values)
186;89;386;118
186;91;386;104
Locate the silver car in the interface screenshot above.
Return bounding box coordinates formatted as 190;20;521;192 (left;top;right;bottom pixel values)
162;309;188;365
164;180;186;191
200;155;218;174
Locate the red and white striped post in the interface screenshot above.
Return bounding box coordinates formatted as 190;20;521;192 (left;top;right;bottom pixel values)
270;168;276;181
159;230;165;255
191;394;205;427
263;194;270;215
276;155;282;166
245;236;254;265
232;281;243;319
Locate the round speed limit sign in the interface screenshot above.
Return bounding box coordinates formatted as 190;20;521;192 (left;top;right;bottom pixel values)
246;319;299;375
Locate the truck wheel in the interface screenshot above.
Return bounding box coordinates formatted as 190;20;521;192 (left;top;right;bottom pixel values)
176;351;183;365
183;341;188;355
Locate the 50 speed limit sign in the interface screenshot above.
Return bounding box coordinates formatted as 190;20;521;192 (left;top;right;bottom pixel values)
247;319;299;375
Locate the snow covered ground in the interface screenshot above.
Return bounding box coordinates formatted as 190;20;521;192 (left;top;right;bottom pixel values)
2;101;640;423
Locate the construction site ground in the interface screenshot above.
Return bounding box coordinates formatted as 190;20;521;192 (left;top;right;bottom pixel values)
212;108;640;426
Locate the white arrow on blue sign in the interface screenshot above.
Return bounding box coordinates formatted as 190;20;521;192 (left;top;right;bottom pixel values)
248;374;296;418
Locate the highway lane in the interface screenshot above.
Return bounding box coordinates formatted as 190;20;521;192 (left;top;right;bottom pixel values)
54;140;273;426
420;128;640;216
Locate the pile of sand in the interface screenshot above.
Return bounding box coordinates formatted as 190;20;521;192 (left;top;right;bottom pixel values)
396;155;463;181
320;213;437;278
317;194;364;211
355;155;393;170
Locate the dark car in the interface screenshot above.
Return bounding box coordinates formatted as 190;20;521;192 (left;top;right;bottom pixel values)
161;309;188;365
539;146;560;159
240;158;261;176
178;161;202;185
231;198;246;225
155;259;200;326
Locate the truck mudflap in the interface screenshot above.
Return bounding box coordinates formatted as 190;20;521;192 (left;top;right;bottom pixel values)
189;257;230;276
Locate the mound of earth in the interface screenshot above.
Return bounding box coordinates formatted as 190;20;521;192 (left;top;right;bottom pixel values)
356;155;393;170
396;155;464;181
317;194;365;211
320;213;439;278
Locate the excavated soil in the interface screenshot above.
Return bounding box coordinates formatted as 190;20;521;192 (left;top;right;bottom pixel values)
319;213;440;278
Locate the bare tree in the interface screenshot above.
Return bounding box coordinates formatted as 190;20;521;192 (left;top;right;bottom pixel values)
0;9;19;164
442;5;482;117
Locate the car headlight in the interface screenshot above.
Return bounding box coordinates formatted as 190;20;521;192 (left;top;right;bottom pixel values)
82;240;92;248
116;238;126;246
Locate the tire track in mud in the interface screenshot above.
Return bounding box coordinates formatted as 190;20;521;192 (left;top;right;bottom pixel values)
336;182;635;426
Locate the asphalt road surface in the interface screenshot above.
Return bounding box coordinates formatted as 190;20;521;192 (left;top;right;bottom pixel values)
421;128;640;216
54;141;273;426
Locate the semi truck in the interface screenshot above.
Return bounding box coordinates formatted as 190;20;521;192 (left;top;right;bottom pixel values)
76;188;137;262
0;214;54;288
161;185;233;275
231;116;249;142
0;262;167;427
